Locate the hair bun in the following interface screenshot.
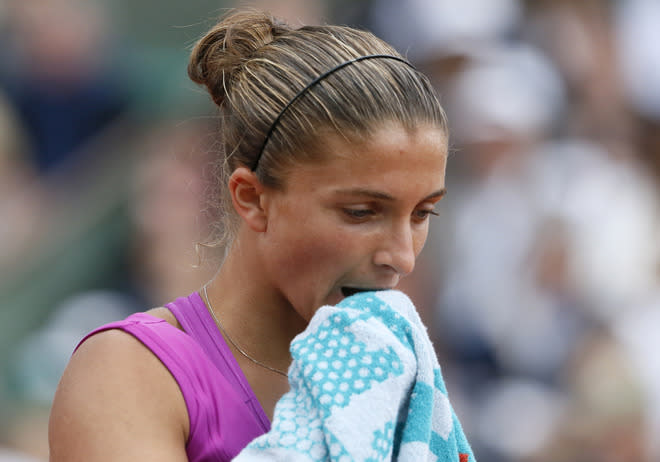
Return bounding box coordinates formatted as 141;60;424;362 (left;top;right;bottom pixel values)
188;10;290;106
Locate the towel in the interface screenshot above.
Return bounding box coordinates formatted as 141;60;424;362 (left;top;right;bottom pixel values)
234;290;475;461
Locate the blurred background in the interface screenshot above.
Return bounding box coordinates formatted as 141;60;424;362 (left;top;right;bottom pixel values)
0;0;658;461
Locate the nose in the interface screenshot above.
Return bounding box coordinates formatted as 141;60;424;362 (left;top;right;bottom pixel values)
372;223;418;276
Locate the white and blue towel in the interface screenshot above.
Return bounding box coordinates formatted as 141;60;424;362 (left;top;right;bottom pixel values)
234;290;475;461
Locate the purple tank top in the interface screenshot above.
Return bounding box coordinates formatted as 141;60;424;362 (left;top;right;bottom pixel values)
77;292;270;461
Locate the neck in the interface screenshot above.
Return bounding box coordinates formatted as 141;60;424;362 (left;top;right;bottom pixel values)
203;237;307;373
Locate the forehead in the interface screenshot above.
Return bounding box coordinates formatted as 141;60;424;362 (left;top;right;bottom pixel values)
282;123;448;194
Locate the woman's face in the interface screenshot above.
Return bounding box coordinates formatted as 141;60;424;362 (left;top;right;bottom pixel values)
258;123;448;320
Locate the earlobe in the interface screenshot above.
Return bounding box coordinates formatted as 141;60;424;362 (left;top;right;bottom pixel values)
229;167;268;232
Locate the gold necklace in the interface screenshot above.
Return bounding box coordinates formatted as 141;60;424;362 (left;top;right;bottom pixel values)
202;284;289;378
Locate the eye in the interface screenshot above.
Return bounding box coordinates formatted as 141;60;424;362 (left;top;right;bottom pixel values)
413;208;439;222
342;208;375;221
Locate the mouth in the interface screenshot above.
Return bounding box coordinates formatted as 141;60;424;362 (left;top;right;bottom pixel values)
341;287;386;297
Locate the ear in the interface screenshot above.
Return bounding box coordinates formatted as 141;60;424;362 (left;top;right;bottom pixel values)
228;167;268;232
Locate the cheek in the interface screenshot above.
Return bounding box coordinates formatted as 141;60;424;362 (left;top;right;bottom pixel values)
412;224;430;258
277;227;359;274
268;201;365;269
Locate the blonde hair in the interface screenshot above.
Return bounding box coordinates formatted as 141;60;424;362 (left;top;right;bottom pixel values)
188;9;447;249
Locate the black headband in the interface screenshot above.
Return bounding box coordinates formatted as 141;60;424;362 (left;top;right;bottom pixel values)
251;54;416;171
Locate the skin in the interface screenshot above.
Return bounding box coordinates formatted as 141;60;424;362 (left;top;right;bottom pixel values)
48;122;448;461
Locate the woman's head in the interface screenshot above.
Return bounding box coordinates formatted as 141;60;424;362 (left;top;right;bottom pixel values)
188;9;448;247
244;121;448;319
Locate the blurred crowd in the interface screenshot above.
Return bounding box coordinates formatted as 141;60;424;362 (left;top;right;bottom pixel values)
1;0;658;461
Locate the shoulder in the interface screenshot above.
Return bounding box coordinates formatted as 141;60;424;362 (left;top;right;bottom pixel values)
49;328;189;461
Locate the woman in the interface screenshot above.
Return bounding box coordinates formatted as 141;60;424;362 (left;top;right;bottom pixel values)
49;9;451;461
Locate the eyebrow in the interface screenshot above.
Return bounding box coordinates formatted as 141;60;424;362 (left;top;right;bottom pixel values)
333;188;447;201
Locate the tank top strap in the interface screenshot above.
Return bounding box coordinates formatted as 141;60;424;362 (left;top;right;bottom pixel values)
165;292;270;429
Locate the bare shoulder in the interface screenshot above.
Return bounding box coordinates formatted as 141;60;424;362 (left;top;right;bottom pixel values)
49;329;189;461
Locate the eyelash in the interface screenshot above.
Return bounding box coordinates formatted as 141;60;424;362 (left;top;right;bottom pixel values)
414;209;440;221
342;208;439;222
342;208;375;220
